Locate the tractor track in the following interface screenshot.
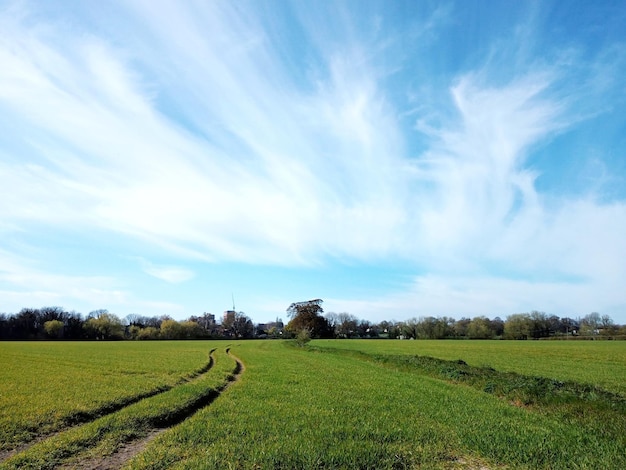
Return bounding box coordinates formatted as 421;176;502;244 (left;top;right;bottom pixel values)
0;349;217;465
60;349;244;470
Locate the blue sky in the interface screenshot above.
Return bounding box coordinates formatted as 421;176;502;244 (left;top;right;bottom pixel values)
1;0;626;324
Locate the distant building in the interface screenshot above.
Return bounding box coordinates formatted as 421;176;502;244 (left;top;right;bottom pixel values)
188;313;216;331
265;320;284;330
223;310;236;324
255;320;284;337
200;313;215;328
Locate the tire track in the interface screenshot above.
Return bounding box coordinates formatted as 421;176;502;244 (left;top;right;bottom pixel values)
61;348;244;470
0;349;216;465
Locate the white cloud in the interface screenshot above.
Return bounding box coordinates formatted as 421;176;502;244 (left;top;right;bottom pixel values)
320;63;626;321
137;258;194;284
0;249;128;313
0;1;410;266
329;272;626;323
0;2;625;320
0;250;192;316
408;72;560;259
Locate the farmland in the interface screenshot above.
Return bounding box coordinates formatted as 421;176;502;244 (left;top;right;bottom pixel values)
1;340;625;469
313;339;626;395
0;341;217;449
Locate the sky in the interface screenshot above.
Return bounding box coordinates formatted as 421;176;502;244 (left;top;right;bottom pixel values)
1;0;626;325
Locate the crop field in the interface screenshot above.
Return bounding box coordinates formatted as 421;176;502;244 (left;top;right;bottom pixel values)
1;340;625;469
0;341;218;449
313;339;626;396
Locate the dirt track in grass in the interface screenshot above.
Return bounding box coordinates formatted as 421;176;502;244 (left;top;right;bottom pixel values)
62;350;244;470
0;350;217;466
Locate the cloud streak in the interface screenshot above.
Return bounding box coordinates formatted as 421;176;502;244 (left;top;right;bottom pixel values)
1;0;410;265
0;1;625;320
137;258;194;284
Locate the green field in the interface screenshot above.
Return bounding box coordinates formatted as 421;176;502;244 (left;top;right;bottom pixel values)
313;339;626;396
1;340;625;469
0;341;217;449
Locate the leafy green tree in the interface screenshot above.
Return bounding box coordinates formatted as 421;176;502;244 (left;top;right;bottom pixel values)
528;311;550;338
467;316;494;339
453;317;471;337
286;299;333;338
160;319;184;339
504;313;532;340
44;319;64;339
430;317;454;339
417;317;439;339
128;325;141;339
83;312;124;340
294;328;311;347
408;316;453;339
180;320;204;338
266;326;283;338
137;326;160;340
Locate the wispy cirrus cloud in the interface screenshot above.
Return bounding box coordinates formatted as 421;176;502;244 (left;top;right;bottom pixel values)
0;0;408;266
410;72;561;259
136;258;194;284
0;1;625;320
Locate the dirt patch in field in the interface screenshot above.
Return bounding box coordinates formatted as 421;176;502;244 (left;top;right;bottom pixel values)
0;442;36;463
59;431;160;470
451;456;495;469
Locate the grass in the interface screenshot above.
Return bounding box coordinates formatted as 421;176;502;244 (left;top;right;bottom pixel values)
2;339;625;469
0;348;237;470
0;341;214;450
126;341;626;469
312;338;626;396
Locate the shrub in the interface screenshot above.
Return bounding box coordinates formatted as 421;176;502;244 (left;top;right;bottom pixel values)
294;329;311;347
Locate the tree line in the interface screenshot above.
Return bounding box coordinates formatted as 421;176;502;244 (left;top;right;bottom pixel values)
0;307;255;340
285;300;625;340
1;302;624;341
